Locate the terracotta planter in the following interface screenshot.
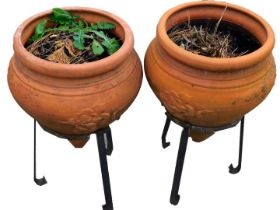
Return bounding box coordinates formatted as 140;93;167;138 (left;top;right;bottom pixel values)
8;7;142;147
144;1;276;141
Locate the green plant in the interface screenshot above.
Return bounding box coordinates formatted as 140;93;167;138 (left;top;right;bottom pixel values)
30;8;120;56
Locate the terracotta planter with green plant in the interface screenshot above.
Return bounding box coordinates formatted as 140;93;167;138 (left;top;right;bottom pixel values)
8;7;143;147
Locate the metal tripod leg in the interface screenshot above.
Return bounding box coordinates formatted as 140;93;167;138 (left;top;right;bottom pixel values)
34;119;47;186
103;127;113;156
96;127;114;210
162;116;171;149
170;127;189;205
229;117;245;174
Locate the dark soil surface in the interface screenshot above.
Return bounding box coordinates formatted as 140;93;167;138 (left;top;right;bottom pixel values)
168;19;261;58
26;31;120;64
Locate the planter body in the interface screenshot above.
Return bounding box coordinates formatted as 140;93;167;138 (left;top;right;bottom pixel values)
8;7;142;147
145;1;276;141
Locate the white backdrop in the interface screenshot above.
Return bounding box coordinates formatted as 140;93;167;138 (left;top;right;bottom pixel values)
0;0;279;210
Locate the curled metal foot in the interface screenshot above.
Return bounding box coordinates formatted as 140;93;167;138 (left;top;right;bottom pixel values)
229;164;241;174
229;117;245;175
34;176;47;186
162;115;171;149
170;194;180;206
102;204;113;210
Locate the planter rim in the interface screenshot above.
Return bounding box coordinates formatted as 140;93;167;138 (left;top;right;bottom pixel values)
157;1;275;71
13;6;134;78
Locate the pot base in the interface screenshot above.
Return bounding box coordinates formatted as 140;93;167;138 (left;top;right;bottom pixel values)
68;139;90;148
189;128;215;142
39;123;91;148
164;112;240;142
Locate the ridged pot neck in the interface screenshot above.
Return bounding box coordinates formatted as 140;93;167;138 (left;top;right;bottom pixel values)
157;1;274;72
13;7;134;78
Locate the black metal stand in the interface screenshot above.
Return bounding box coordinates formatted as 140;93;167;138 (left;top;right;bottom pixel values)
33;119;114;210
170;127;189;205
34;119;47;186
96;127;114;210
162;117;171;149
162;112;245;205
229;117;245;174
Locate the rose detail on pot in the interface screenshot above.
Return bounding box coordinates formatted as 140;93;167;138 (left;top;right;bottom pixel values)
61;105;125;133
159;89;214;120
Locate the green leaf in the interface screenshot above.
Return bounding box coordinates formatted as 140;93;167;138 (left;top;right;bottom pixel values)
50;8;79;25
30;20;48;42
90;23;98;30
49;14;70;25
97;22;116;30
73;30;85;50
93;31;120;55
93;30;107;40
91;39;104;55
53;8;73;20
103;38;120;55
78;20;84;28
45;25;70;33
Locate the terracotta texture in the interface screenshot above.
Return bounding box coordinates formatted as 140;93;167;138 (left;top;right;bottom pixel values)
145;1;276;141
8;7;142;147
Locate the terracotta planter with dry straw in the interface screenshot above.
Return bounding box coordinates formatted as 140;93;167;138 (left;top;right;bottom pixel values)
144;1;276;141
